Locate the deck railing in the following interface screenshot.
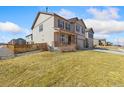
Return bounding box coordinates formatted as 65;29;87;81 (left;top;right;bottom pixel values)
53;41;76;47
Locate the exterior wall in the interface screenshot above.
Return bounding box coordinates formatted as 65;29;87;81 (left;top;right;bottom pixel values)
75;20;86;49
54;16;75;32
32;14;54;46
54;16;66;28
76;35;85;49
87;38;93;48
85;32;94;48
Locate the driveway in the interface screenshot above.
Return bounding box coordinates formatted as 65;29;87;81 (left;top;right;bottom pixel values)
0;47;14;59
93;49;124;55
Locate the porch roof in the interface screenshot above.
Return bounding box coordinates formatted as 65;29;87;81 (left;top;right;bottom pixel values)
54;28;76;35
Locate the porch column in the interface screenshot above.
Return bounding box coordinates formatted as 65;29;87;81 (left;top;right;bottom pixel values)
71;35;75;44
59;31;61;47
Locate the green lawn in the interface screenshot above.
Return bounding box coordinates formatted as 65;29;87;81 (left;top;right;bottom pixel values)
0;50;124;87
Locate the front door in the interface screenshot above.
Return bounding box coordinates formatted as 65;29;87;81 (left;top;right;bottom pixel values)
85;38;89;48
68;36;71;45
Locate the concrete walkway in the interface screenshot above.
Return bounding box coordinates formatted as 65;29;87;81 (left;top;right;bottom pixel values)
93;49;124;55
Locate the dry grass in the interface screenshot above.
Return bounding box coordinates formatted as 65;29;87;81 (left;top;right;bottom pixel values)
0;51;124;87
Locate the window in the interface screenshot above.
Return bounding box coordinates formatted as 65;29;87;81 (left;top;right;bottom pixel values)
60;34;66;44
39;24;43;32
88;33;93;38
61;35;64;42
58;19;64;29
81;27;85;33
76;25;80;32
70;24;74;31
65;23;70;31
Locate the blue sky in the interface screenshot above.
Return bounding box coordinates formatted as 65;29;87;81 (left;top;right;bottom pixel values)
0;6;124;45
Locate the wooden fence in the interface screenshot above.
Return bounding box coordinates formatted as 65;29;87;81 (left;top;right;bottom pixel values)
5;43;48;54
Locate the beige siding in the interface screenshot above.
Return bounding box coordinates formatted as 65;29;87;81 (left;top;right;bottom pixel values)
88;38;93;48
75;21;86;49
32;14;54;46
54;16;68;29
77;39;85;49
85;32;94;48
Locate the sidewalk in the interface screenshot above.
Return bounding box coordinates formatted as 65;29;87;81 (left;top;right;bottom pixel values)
93;49;124;55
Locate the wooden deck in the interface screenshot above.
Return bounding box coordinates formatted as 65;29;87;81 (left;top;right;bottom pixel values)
53;41;76;52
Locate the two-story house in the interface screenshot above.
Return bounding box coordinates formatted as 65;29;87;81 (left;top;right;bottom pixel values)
26;12;94;51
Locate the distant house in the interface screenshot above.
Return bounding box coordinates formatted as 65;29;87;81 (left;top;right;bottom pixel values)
94;39;113;46
8;38;26;45
0;43;6;46
26;12;94;51
99;39;107;46
94;39;106;46
106;42;113;46
26;34;33;44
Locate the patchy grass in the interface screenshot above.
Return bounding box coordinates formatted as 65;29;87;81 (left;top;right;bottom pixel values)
0;51;124;87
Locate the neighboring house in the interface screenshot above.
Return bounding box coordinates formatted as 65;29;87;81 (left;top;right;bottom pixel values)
106;42;113;46
26;12;94;50
0;43;6;46
26;34;33;44
8;38;26;45
94;39;107;46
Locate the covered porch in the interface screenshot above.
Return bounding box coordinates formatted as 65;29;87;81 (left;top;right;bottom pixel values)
53;30;76;51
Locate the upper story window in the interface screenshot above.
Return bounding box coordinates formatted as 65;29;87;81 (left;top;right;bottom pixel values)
70;24;74;31
88;33;93;38
39;24;43;32
81;27;85;34
58;19;64;29
76;24;80;32
65;23;70;31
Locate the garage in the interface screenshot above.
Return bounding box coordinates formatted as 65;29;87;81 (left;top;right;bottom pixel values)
77;39;85;49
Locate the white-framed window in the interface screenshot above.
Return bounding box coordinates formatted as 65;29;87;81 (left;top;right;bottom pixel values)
88;33;93;38
81;27;85;33
39;24;43;32
76;24;80;32
58;19;64;29
65;23;70;31
70;24;75;31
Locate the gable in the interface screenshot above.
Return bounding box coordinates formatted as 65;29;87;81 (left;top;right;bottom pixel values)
76;19;87;28
31;12;53;30
85;28;94;33
80;19;87;28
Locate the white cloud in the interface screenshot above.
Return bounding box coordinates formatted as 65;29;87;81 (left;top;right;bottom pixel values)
87;7;120;20
85;19;124;34
84;7;124;36
57;9;76;19
94;33;110;39
23;28;31;35
0;21;31;43
0;21;22;32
